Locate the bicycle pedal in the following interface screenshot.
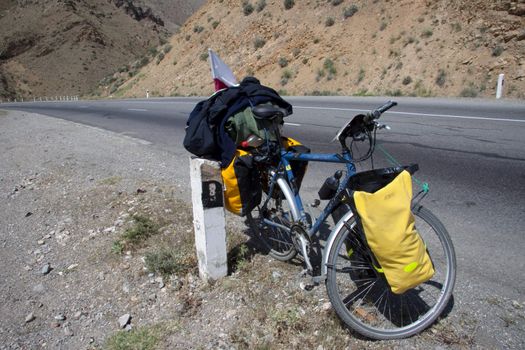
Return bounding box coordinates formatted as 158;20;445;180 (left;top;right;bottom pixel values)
299;282;315;291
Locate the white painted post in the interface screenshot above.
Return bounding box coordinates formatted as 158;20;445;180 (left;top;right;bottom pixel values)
146;90;150;99
496;73;505;99
190;157;228;281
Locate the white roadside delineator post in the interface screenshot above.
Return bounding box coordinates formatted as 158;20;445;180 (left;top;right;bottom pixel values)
496;73;505;99
190;157;228;281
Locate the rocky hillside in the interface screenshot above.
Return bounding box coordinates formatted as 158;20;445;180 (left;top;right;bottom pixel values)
0;0;202;100
133;0;207;31
113;0;525;99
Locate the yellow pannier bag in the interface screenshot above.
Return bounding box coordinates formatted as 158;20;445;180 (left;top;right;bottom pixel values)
221;149;262;216
350;167;434;294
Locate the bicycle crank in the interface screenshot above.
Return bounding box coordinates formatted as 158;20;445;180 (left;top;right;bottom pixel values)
290;224;314;273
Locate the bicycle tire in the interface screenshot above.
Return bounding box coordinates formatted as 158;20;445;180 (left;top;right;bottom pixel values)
246;188;297;261
326;205;456;340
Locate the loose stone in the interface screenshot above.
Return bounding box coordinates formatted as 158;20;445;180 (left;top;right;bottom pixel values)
41;263;51;275
118;314;131;328
67;264;78;270
25;313;35;323
63;326;74;336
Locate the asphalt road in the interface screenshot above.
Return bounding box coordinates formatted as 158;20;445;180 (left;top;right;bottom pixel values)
2;96;525;316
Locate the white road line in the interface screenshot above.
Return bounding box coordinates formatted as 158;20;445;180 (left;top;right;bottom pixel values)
126;101;197;104
284;122;301;126
128;108;148;112
294;105;525;123
123;101;524;123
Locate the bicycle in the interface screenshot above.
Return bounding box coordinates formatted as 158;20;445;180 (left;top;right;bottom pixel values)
245;101;457;340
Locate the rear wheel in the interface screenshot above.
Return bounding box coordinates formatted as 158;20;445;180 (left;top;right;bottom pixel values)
326;205;456;339
246;189;296;261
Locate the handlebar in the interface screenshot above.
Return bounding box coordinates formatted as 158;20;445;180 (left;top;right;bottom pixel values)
336;100;398;160
364;100;397;124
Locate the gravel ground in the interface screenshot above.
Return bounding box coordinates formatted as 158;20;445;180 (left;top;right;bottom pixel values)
0;110;194;349
0;110;524;349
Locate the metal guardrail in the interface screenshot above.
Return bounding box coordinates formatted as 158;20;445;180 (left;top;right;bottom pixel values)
0;96;80;103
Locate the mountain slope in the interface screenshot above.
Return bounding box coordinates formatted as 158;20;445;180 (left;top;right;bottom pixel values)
116;0;525;99
135;0;207;31
0;0;169;99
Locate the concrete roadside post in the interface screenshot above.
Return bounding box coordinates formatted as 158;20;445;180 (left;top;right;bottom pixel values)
496;74;505;99
190;157;228;281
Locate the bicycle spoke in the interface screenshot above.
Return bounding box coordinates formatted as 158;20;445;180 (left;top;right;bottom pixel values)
343;279;376;306
336;264;374;272
373;289;388;310
247;191;296;261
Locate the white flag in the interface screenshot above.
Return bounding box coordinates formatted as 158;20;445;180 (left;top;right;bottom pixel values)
208;49;238;91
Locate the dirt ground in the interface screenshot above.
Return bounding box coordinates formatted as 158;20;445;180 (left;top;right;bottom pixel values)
1;110;523;349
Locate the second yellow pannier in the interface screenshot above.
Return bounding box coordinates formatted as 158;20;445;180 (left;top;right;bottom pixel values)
349;167;434;294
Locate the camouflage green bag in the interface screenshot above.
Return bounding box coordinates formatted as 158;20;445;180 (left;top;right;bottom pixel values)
225;106;283;145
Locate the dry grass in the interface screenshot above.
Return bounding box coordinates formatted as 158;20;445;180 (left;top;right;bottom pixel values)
101;182;482;349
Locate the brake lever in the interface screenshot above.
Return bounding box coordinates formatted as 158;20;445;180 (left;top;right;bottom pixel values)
375;121;391;130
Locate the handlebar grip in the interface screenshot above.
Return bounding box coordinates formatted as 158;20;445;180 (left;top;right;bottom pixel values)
377;100;397;114
366;100;398;122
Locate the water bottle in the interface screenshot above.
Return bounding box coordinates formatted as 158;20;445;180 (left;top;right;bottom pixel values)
318;170;342;200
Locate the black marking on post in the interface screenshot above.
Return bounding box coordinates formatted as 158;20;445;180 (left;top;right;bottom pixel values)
202;181;223;208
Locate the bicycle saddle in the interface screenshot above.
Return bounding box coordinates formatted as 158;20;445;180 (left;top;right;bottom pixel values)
252;105;285;120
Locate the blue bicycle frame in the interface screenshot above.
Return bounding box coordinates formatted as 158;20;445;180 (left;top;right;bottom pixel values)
265;148;357;239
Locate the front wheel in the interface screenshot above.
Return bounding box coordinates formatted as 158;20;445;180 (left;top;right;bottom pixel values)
325;205;456;340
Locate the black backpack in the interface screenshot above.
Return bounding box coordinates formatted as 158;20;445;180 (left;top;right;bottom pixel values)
183;98;218;159
183;77;292;165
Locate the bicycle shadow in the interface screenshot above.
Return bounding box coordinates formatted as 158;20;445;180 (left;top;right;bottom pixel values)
238;217;456;337
226;233;261;275
238;215;334;275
